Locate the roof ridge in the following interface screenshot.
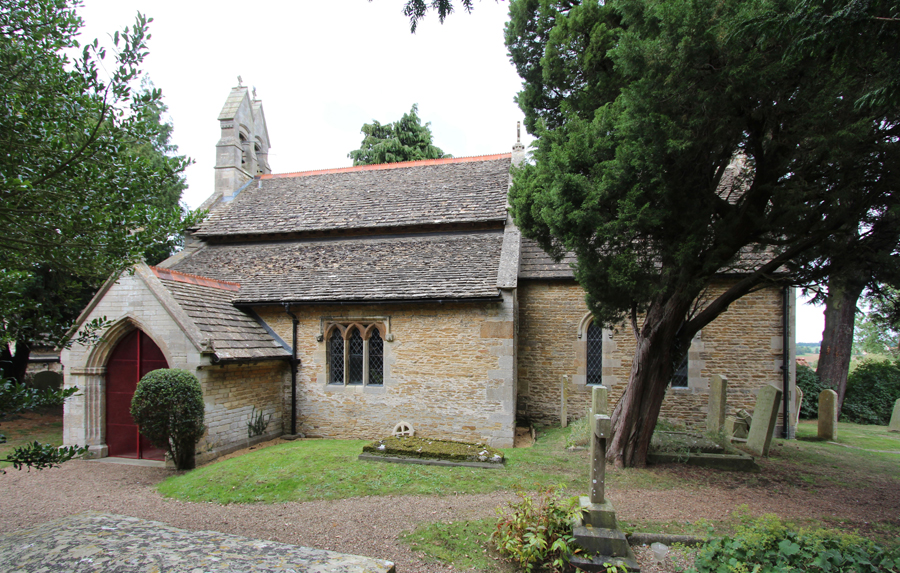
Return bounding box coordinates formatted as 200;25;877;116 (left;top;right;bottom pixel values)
150;266;241;291
261;153;512;180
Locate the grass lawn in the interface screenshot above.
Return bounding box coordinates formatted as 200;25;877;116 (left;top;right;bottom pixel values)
158;427;599;503
0;407;65;469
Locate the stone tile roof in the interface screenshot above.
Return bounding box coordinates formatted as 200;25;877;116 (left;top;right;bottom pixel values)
154;271;289;362
194;155;512;238
519;237;577;279
168;232;504;304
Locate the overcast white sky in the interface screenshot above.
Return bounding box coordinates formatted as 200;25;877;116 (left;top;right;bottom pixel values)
76;0;825;342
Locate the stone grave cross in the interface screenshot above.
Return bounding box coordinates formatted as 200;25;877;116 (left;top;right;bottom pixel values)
591;412;611;504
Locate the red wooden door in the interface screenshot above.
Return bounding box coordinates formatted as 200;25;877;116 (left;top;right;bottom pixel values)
105;330;168;460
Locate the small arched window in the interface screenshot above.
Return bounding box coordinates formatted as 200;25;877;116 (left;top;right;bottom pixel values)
327;322;385;386
586;321;603;386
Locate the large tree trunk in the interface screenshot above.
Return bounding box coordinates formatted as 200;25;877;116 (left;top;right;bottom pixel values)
607;295;694;467
0;341;31;384
817;277;866;414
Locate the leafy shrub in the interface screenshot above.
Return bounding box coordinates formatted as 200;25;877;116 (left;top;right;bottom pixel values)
491;487;581;573
842;359;900;425
795;364;828;420
687;513;899;573
130;369;205;470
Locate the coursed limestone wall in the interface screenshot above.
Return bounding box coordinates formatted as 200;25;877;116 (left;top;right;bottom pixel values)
256;291;517;448
516;279;793;430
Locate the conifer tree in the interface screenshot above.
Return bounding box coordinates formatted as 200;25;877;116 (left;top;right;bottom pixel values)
348;104;450;166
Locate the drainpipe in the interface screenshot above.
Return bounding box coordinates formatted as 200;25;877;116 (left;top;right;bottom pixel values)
782;286;791;439
284;304;299;436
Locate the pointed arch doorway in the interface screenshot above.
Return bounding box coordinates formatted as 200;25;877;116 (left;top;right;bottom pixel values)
105;329;168;460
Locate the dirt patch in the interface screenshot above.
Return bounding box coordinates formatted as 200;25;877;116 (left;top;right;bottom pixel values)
514;426;534;448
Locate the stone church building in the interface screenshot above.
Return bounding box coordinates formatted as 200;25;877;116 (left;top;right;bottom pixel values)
62;86;797;463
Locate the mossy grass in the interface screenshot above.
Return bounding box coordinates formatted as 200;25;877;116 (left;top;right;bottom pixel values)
363;436;504;463
400;518;511;572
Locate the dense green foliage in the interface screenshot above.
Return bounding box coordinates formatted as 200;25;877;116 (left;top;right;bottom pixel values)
688;513;899;573
492;487;581;573
842;359;900;426
796;364;827;420
0;0;196;382
0;379;86;471
348;104;449;165
130;369;205;470
854;291;900;358
504;0;899;466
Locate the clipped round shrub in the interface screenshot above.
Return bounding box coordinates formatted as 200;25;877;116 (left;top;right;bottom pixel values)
842;359;900;425
796;364;828;420
130;368;205;470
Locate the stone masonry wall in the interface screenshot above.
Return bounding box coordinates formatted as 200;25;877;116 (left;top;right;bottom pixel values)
256;294;517;448
517;279;790;429
198;361;288;463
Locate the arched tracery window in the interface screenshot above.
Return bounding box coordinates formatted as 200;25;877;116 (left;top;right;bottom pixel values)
327;322;384;386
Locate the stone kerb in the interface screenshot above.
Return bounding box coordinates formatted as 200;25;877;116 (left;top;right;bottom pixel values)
889;398;900;433
746;385;782;456
817;389;838;441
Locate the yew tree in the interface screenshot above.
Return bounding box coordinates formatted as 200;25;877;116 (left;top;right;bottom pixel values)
505;0;899;467
348;104;450;166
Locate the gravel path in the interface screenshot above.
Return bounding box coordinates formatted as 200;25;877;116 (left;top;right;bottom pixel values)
0;456;897;573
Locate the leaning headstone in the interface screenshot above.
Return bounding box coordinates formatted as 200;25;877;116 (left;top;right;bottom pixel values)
888;398;900;433
706;374;728;435
725;416;749;440
817;389;838;441
746;385;783;456
736;408;753;428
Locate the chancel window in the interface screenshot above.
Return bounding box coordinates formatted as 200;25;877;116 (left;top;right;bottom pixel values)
327;322;384;386
586;321;603;386
670;354;689;388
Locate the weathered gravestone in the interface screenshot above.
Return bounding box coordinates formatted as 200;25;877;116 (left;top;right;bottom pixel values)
570;386;640;572
725;416;749;441
746;385;782;456
706;375;728;435
889;398;900;433
817;389;838;441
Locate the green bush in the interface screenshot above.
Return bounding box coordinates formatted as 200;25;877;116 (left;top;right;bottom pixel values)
688;513;899;573
796;364;828;420
842;359;900;425
491;487;581;573
130;369;205;470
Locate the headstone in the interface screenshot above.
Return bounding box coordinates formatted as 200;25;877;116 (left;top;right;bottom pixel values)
817;389;838;441
725;416;749;440
561;376;569;428
746;385;782;456
706;374;728;435
794;386;804;425
890;399;900;433
736;408;753;428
